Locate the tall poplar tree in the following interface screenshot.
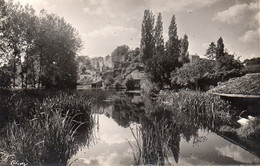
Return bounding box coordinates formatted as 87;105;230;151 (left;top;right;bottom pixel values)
180;34;189;63
140;9;155;64
166;15;180;61
154;12;164;56
216;37;224;60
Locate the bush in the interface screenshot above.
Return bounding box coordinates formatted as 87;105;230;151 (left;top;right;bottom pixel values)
125;77;135;90
114;81;122;91
216;53;243;71
171;59;216;90
0;66;11;88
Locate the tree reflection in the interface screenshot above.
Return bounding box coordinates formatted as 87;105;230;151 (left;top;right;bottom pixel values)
112;94;238;165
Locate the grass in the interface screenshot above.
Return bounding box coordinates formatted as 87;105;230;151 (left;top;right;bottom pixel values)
157;90;236;124
209;73;260;95
0;90;98;166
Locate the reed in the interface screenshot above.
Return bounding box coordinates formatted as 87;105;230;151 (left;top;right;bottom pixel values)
128;112;182;166
158;90;235;118
0;91;96;166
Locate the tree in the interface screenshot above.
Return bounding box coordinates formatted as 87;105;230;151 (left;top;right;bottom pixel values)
216;37;224;60
140;9;155;64
154;12;164;56
244;57;260;66
205;42;216;60
180;34;189;63
1;1;26;88
111;45;129;62
216;53;243;71
166;15;180;62
155;14;182;88
1;1;82;89
171;59;216;89
145;12;165;89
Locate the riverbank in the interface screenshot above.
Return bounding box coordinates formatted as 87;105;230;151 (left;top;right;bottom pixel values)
0;89;115;166
156;90;260;150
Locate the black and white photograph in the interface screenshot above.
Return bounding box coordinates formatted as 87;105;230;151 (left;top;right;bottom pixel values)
0;0;260;165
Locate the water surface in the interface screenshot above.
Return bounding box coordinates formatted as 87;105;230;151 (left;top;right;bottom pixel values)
70;92;260;165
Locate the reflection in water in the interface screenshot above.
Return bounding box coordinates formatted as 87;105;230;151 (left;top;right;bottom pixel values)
1;91;259;165
82;92;260;165
69;114;137;166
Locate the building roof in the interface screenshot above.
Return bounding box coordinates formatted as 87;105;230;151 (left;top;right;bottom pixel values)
209;73;260;95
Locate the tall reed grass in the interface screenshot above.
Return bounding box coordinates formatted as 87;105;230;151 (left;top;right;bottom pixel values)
0;90;97;166
157;90;237;125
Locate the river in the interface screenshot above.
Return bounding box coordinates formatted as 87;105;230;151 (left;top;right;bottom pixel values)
69;92;260;165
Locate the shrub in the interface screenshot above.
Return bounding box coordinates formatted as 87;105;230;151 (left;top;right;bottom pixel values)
0;66;12;88
125;77;135;90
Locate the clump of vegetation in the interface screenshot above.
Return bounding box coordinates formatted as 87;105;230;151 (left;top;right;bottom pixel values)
171;59;216;90
157;90;235;120
0;91;96;166
125;76;135;90
0;65;12;88
243;57;260;74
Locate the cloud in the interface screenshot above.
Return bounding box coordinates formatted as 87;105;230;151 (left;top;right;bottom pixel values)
82;0;222;19
84;25;138;38
239;28;260;43
214;2;259;45
213;2;258;24
216;144;260;163
81;151;134;166
83;6;116;18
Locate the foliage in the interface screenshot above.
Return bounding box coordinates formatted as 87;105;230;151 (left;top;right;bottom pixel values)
114;81;123;91
166;15;181;63
0;65;11;88
244;57;260;66
125;76;135;90
205;42;216;60
0;1;82;89
154;12;164;57
215;53;243;71
216;37;225;60
242;57;260;74
36;11;81;89
157;90;235;121
171;59;216;89
140;12;188;89
180;34;190;63
140;10;155;64
111;45;130;62
0;90;109;166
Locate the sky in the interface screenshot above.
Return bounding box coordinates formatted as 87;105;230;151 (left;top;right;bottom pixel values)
14;0;260;60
